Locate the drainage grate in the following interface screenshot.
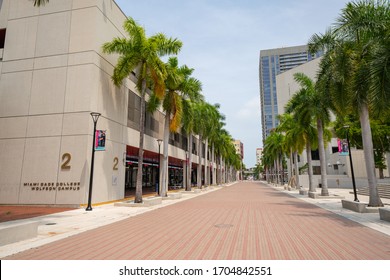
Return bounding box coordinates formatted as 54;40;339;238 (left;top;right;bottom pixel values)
45;223;57;226
214;224;233;228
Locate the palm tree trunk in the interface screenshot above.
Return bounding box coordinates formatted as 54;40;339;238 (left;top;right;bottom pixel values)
288;150;293;187
160;112;170;197
219;155;223;185
306;142;315;193
212;144;216;185
204;138;208;186
272;162;276;184
197;135;202;188
294;151;300;189
277;156;281;184
135;80;147;203
280;154;284;185
267;166;270;183
317;119;329;196
360;103;383;207
186;133;193;191
222;160;225;184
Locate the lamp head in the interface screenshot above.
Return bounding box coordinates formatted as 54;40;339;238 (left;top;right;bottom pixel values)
90;112;101;123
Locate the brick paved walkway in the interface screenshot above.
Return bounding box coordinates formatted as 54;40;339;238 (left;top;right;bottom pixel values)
0;206;74;223
4;181;390;260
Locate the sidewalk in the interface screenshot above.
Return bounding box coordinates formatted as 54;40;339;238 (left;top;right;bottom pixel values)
0;186;224;259
1;181;389;259
268;183;390;236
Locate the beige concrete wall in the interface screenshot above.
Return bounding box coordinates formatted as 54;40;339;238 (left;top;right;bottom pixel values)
0;0;131;205
0;0;197;205
276;58;321;115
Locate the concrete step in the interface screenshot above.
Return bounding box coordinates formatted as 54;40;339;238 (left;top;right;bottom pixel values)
352;185;390;199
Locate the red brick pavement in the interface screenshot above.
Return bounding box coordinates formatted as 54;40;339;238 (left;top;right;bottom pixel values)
0;188;155;223
4;181;390;260
0;206;74;223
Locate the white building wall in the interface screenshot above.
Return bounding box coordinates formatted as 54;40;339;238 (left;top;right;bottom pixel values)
276;58;321;119
0;0;209;206
0;0;134;205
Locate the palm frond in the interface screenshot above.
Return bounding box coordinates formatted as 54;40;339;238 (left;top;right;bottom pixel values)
33;0;49;6
170;93;183;132
150;33;183;57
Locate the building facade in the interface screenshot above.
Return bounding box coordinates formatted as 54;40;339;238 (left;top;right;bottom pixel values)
256;148;262;165
259;45;322;142
233;140;244;160
0;0;224;206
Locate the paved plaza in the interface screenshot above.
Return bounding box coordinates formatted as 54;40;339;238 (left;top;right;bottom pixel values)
1;181;390;260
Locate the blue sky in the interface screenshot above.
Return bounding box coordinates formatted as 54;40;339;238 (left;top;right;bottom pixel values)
115;0;350;167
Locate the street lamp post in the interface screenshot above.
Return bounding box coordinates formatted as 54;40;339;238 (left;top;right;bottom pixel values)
86;112;101;211
157;139;163;195
343;125;359;202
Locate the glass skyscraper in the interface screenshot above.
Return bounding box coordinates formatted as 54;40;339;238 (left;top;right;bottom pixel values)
259;45;322;142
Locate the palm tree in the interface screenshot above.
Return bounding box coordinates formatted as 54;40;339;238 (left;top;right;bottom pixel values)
208;106;226;186
214;129;233;184
202;103;225;186
291;73;332;196
33;0;49;6
223;139;241;182
253;163;263;180
192;101;219;188
102;17;182;203
261;151;274;183
276;113;306;188
309;0;390;206
148;57;202;196
192;100;211;188
263;131;285;185
182;100;197;191
285;92;318;193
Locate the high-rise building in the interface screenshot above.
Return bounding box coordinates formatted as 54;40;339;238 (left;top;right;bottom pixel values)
259;45;322;142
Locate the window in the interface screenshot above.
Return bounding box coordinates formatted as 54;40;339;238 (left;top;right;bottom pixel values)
313;166;321;175
311;149;320;161
127;90;141;126
0;29;6;49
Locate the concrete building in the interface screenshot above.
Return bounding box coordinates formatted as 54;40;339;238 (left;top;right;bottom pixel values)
256;148;263;165
232;139;243;180
0;0;224;206
259;45;322;142
233;140;244;160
